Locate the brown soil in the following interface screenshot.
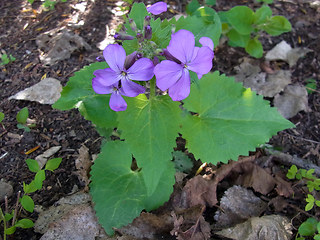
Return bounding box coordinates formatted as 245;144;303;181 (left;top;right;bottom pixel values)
0;0;319;239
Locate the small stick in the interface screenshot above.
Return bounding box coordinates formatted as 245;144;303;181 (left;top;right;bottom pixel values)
11;191;21;227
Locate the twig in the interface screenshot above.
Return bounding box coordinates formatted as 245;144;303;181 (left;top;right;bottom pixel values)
266;150;320;176
11;191;21;227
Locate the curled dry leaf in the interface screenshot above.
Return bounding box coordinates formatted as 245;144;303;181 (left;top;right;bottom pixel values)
214;185;267;228
75;145;92;191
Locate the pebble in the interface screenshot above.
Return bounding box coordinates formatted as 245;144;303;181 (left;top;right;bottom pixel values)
0;180;13;202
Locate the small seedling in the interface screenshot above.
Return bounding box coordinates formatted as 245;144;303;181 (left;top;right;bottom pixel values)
0;157;62;239
0;53;15;66
305;78;317;94
16;107;36;132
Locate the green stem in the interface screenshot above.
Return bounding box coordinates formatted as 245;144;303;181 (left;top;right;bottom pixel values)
149;76;156;99
0;207;7;240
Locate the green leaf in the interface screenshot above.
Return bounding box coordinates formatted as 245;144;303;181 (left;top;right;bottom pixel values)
256;0;273;3
20;195;34;213
186;0;200;15
315;234;320;240
25;159;40;173
226;6;255;35
5;226;16;235
227;29;250;48
181;72;294;165
299;218;318;236
45;158;62;172
307;169;315;179
315;200;320;207
194;6;216;23
305;79;317;94
150;18;173;49
15;218;34;228
53;62;107;110
4;211;14;222
90;141;175;235
0;112;4;123
173;151;193;173
262;16;291;36
306;202;314;211
23;181;38;194
205;0;216;6
117;95;180;195
128;2;148;30
254;6;272;25
16;107;29;124
175;14;221;49
27;0;35;4
286;165;298;179
34;170;46;190
245;38;263;58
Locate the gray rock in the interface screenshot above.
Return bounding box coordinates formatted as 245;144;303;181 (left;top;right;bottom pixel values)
9;78;62;105
0;180;13;202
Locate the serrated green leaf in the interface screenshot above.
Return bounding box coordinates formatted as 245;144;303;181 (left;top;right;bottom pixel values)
254;5;272;25
90;141;175;235
173;151;193;173
15;218;34;228
186;0;200;15
175;14;221;49
181;72;294;165
299;218;318;236
45;158;62;171
16;107;29;124
25;159;40;173
128;2;148;30
117;95;180;195
245;38;263;58
52;62;108;110
0;112;4;122
262;16;291;36
150;17;174;49
227;29;250;48
226;6;255;35
34;170;45;190
286;165;298;179
20;195;34;213
5;226;16;235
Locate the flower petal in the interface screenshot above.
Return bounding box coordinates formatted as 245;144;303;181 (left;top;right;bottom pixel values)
147;2;167;15
92;77;114;94
93;68;121;87
121;79;145;97
167;29;195;63
168;68;190;101
188;46;214;75
127;58;154;81
154;60;183;91
109;92;127;111
103;44;126;72
199;37;214;50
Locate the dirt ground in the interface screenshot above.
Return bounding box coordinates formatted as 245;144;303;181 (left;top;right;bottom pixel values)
0;0;319;239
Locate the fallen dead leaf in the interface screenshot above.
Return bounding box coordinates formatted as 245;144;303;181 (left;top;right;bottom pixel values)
214;185;267;228
274;84;310;118
75;145;92;191
35;146;61;169
215;215;292;240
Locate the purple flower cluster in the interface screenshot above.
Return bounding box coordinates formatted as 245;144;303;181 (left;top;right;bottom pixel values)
92;3;214;111
154;30;214;101
92;45;154;111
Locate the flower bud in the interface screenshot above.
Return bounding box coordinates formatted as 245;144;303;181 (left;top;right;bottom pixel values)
114;32;134;41
163;49;181;63
144;16;151;26
136;32;143;42
152;56;159;66
128;19;137;32
96;56;104;62
124;51;137;69
144;25;152;40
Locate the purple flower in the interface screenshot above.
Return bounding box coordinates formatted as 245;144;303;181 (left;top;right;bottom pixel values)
92;44;154;111
154;30;214;101
147;2;167;15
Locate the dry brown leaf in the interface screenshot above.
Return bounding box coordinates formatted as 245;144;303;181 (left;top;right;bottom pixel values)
75;145;92;191
234;162;276;195
171;206;210;240
117;212;173;239
274;174;294;198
